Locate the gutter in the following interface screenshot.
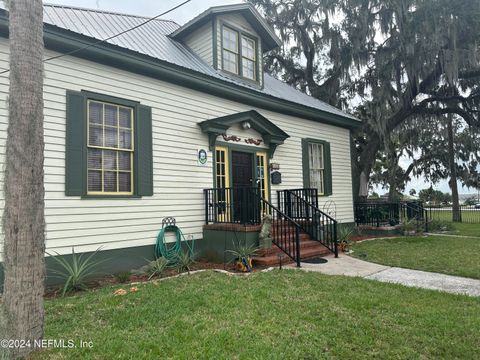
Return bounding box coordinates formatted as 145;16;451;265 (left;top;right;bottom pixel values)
0;14;362;130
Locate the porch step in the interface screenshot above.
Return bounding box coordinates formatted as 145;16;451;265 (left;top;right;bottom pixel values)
253;237;331;267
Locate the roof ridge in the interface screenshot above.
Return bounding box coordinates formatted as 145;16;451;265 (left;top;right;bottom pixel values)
43;2;179;25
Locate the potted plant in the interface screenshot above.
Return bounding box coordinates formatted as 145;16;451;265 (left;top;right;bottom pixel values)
338;225;354;253
226;240;259;272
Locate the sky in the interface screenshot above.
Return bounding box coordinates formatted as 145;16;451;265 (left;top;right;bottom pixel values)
44;0;478;197
45;0;243;24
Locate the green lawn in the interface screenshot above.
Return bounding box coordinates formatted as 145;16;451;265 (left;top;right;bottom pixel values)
431;222;480;237
351;235;480;279
31;271;480;359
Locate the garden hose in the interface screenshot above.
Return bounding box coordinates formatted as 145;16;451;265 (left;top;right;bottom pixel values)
155;224;194;264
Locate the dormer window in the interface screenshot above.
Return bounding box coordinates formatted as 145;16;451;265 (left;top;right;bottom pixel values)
222;26;239;74
241;36;256;80
222;25;257;81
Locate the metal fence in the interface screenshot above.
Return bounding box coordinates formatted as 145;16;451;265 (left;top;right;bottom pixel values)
425;205;480;224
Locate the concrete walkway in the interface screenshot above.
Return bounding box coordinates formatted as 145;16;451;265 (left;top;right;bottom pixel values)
288;254;480;297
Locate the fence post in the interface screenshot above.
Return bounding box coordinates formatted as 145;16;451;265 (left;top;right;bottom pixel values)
295;226;301;267
334;221;338;258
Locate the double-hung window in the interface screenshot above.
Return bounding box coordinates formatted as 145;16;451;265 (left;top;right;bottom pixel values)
65;90;153;198
87;101;134;195
241;36;256;80
302;139;332;196
222;25;257;81
222;26;239;74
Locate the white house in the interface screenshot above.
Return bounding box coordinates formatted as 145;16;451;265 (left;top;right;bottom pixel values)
0;3;360;279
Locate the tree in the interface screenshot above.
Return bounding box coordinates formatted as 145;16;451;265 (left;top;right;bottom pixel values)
2;0;45;358
250;0;480;200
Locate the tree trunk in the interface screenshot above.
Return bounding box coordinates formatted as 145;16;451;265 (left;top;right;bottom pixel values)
447;114;461;223
2;0;45;358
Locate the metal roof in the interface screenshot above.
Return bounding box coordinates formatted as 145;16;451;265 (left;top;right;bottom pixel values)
37;4;358;122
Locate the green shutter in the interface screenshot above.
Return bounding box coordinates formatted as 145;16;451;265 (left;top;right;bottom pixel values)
65;90;86;196
135;104;153;196
302;139;310;188
324;141;332;196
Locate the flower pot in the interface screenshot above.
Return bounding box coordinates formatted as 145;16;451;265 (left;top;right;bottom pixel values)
235;256;253;272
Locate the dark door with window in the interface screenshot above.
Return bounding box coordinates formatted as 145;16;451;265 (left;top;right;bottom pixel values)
231;151;259;223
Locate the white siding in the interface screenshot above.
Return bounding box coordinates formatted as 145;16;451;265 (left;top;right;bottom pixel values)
183;21;213;66
0;38;354;259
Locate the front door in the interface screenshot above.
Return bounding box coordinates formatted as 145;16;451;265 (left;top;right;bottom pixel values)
232;151;253;188
231;151;258;223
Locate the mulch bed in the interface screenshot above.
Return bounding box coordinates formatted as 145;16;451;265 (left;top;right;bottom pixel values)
44;259;269;299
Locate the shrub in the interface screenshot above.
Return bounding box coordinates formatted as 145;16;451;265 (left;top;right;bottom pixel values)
48;247;105;296
115;271;131;283
175;251;195;274
428;219;455;232
132;257;169;280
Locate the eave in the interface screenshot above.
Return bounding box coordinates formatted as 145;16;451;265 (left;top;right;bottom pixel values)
0;13;361;130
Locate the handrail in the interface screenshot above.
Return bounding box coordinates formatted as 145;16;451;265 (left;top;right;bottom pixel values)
204;186;302;266
278;189;338;257
260;197;302;267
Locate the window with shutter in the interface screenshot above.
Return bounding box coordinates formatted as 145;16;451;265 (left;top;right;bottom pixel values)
65;90;153;197
302;138;332;196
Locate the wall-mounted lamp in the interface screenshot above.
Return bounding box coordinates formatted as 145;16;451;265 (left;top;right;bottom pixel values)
241;121;251;130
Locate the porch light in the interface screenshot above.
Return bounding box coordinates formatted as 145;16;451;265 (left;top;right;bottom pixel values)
241;121;251;130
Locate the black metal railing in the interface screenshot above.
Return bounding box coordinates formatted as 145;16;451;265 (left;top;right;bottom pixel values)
204;187;262;225
204;187;302;266
278;189;338;257
425;205;480;224
355;201;428;231
260;197;302;267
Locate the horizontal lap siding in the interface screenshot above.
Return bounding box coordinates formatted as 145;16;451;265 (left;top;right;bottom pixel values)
0;37;353;259
183;21;213;66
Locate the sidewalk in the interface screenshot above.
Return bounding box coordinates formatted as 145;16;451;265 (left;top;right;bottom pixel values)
288;254;480;297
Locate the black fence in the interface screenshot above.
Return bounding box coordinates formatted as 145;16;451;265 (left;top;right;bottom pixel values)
425;205;480;224
354;201;426;230
204;187;262;225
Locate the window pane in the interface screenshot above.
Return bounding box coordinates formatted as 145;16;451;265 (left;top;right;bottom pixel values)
89;125;103;146
242;59;255;80
104;171;117;192
104;127;118;148
88;148;102;169
103;150;117;170
223;50;238;74
89;101;103;124
118;151;131;171
119;107;132;128
104;104;118;126
119;128;132;150
118;172;131;192
242;37;255;60
223;28;238;52
88;170;102;192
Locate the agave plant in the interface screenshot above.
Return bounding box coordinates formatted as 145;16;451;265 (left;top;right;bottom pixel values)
175;251;195;274
47;247;105;296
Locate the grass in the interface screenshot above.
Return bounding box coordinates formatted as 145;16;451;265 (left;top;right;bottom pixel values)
431;222;480;237
30;271;480;359
351;235;480;279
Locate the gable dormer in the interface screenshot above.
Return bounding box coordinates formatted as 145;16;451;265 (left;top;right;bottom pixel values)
170;3;281;88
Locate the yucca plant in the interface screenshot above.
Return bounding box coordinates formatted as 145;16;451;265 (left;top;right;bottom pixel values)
146;257;169;279
48;247;105;296
225;239;259;272
175;251;195;274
